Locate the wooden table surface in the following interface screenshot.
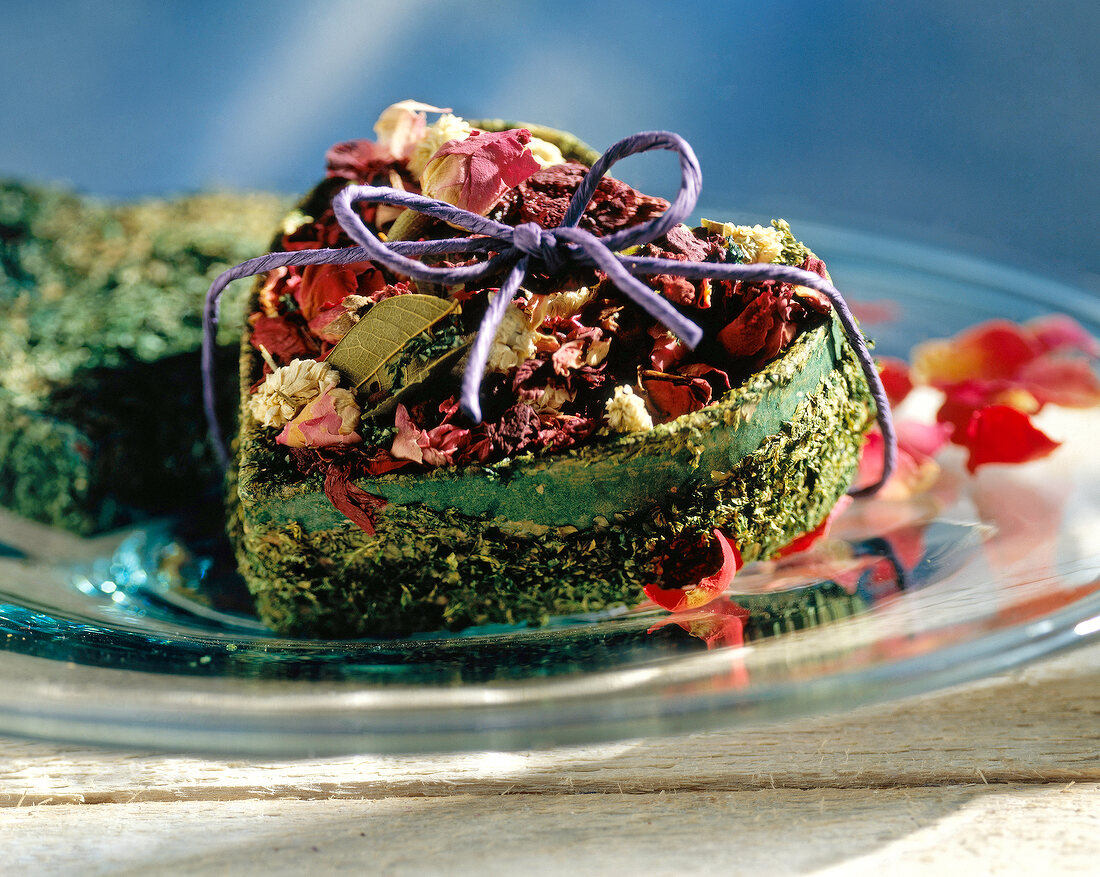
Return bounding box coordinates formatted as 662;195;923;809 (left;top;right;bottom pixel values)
1;638;1097;875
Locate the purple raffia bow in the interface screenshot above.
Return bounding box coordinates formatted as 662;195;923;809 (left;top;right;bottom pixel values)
203;130;897;496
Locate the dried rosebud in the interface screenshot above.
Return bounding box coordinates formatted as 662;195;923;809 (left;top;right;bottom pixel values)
420;129;541;216
249;358;338;428
277;387;363;448
373;100;450;161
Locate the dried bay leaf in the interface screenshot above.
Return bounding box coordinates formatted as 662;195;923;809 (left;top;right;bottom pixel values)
326;294;457;390
360;339;472;423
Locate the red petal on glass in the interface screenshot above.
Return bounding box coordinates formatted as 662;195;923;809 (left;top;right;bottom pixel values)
647;598;751;650
877;357;914;407
1026;314;1100;357
643;530;742;612
961;405;1061;473
936;379;1005;437
856;420;950;498
914;320;1040;385
1015;356;1100;408
776;496;852;557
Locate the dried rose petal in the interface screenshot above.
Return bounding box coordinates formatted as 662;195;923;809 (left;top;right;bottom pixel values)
296;263;379;321
373;100;449;161
640;370;711;421
325;139;391;181
248;314;318;364
391;404;425;464
323;465;386;535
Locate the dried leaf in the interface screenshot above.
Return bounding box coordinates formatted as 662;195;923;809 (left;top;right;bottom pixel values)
326;294;457;389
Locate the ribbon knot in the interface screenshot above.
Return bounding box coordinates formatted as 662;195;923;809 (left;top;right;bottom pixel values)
202;128;897;494
511;222;563;271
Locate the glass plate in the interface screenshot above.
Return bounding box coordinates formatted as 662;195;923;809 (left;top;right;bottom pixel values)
1;223;1098;756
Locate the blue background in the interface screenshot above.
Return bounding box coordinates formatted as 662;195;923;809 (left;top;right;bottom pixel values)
3;0;1098;291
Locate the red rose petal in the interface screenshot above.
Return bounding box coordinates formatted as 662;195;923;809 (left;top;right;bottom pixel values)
643;530;743;612
1015;356;1100;409
640;371;711;420
877;357;914;407
296;263;375;321
248;314;318;363
322;465;386;535
961;405;1061;473
914;320;1040;385
1026;314;1100;357
776;496;853;557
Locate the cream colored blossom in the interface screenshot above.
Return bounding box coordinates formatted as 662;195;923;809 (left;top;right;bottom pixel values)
408;113;473;177
605;385;653;433
586;338;611;366
701;219;783;264
249;358;338;428
527;136;565;169
487;305;538;373
536;384;575;411
546;286;595;320
373;100;449;161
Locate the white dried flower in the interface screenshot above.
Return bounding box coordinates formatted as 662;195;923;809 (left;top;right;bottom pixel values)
527;136;565;169
605;385;654;433
487;305;538;373
249;358;339;428
701;219;783;264
408;113;473;177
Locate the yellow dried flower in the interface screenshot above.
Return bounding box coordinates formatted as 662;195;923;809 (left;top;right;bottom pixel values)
701;219;783;264
527;136;565;169
407;113;473;177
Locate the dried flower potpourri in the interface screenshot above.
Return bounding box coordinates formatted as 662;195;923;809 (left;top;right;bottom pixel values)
205;101;893;637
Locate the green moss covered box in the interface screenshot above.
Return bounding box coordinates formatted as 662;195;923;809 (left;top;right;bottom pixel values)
225;105;877;638
0;181;286;533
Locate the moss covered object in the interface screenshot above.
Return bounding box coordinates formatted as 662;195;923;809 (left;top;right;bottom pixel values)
234;314;874;638
0;181;288;533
